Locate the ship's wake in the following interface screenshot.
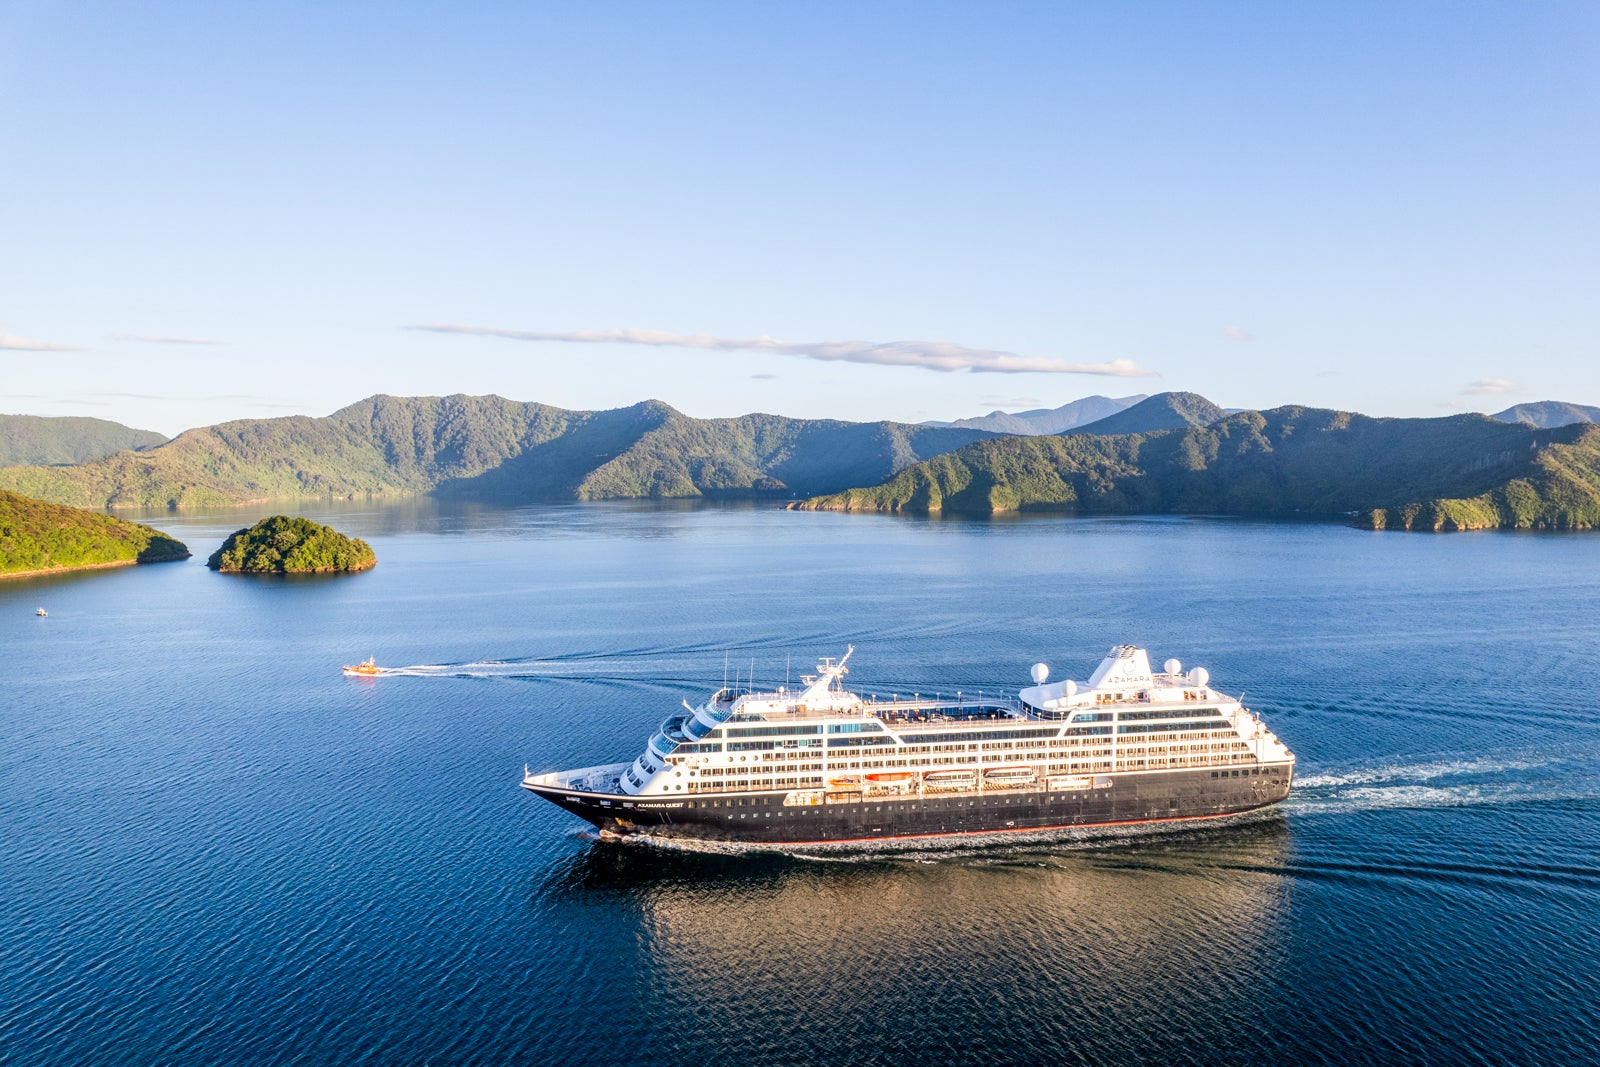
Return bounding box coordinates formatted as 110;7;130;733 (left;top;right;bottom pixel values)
1288;746;1600;815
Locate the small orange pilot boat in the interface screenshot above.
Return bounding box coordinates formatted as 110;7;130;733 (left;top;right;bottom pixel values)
342;657;382;677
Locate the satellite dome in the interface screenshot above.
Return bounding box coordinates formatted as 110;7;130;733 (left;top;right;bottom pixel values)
1030;663;1049;684
1063;679;1077;698
1163;658;1183;676
1187;666;1210;688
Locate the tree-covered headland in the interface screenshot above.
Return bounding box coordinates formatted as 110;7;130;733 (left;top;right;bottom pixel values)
0;489;190;577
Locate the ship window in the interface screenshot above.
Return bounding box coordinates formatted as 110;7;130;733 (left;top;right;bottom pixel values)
828;722;884;734
725;724;822;738
1071;712;1113;723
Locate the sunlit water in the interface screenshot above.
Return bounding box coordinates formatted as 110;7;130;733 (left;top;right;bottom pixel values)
4;502;1598;1066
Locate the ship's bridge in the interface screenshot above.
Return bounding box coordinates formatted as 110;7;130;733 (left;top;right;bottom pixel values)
1018;645;1222;719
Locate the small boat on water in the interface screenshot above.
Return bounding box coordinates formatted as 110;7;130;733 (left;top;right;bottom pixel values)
342;657;382;677
35;608;47;617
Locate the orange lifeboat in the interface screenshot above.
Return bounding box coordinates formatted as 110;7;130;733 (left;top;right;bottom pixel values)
342;657;382;677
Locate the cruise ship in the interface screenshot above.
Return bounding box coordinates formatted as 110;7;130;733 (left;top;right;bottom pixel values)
521;645;1294;845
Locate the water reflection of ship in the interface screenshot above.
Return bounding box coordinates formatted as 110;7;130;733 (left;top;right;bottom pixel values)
542;817;1292;1053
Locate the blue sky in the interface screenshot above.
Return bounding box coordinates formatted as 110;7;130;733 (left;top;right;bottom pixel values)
3;2;1596;436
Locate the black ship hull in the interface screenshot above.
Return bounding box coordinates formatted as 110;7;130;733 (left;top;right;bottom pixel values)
526;763;1293;846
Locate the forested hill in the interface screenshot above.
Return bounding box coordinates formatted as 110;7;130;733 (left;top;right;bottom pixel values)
0;489;190;577
1068;391;1228;436
792;407;1600;531
0;394;998;509
0;414;167;466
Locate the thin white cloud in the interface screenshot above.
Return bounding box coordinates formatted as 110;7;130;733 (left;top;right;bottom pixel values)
1223;326;1253;341
407;323;1159;378
1462;378;1517;396
112;334;226;346
0;331;84;352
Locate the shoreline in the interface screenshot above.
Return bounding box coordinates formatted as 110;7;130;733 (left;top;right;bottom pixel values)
0;558;143;581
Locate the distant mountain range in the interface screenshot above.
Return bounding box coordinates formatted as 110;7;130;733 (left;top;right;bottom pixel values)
3;391;1599;530
793;404;1600;530
925;394;1147;435
1490;401;1600;429
1068;392;1227;436
934;396;1600;435
0;414;167;467
0;395;999;509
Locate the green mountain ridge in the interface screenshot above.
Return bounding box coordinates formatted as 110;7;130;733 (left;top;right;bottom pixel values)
1;489;191;577
791;407;1600;530
0;394;999;509
0;414;168;466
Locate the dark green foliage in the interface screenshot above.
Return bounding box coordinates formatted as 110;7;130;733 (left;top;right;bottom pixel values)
0;414;167;466
207;515;376;573
0;489;190;576
0;395;998;509
795;409;1600;531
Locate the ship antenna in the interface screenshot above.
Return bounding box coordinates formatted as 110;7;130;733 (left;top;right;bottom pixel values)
723;652;729;693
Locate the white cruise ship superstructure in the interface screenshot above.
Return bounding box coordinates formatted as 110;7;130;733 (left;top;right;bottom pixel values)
521;644;1294;845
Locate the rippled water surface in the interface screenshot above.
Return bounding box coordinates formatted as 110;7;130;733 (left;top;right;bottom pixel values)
5;503;1598;1066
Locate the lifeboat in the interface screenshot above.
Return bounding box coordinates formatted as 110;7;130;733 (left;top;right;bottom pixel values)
342;657;382;677
865;771;915;783
923;769;977;786
1046;774;1093;791
983;765;1037;784
826;775;862;791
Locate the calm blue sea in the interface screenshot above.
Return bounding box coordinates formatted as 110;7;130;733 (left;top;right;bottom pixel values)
4;503;1598;1066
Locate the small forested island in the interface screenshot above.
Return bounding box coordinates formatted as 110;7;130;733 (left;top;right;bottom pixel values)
208;515;376;573
0;489;190;578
